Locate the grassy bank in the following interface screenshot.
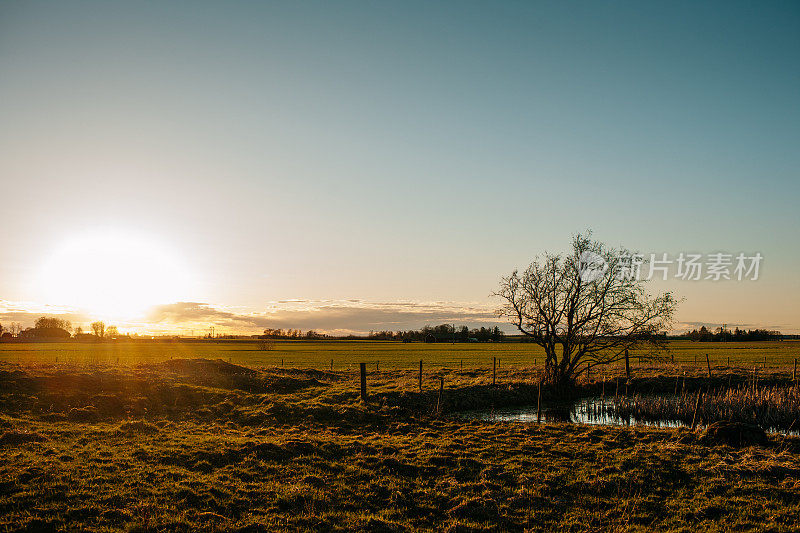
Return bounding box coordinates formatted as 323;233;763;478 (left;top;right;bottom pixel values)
1;359;800;531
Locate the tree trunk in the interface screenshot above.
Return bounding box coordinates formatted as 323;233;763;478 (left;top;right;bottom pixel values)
544;359;575;390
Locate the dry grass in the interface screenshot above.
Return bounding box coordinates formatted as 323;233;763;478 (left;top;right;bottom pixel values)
604;385;800;431
1;358;800;531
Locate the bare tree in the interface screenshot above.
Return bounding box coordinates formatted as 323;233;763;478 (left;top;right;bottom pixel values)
496;232;677;388
91;321;105;339
35;316;72;332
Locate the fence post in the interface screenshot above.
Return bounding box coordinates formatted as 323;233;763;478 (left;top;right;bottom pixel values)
360;363;367;401
493;356;497;386
376;361;379;371
625;349;630;381
419;360;423;392
706;354;712;378
330;359;333;371
793;358;797;382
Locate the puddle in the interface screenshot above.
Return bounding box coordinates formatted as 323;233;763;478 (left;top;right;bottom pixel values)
459;396;799;435
460;396;686;429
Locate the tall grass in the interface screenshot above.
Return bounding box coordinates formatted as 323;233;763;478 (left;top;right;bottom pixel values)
601;384;800;431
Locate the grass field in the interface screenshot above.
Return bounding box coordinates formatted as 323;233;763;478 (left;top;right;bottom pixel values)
0;339;798;370
3;341;800;531
2;357;800;531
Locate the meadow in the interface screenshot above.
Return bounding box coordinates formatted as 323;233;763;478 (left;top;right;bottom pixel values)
2;341;800;531
1;339;798;370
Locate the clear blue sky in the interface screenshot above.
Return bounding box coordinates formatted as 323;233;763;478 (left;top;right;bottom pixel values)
1;1;798;333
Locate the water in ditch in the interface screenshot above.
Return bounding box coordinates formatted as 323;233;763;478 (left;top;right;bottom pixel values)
460;396;687;429
459;396;799;435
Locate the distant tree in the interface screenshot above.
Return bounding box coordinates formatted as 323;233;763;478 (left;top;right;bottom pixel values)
105;325;119;338
683;326;780;342
22;316;73;339
35;316;71;332
368;330;396;340
74;326;83;336
492;326;504;341
497;232;677;388
21;324;71;340
91;321;105;338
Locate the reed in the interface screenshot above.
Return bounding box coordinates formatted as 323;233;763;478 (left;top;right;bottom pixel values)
600;384;800;431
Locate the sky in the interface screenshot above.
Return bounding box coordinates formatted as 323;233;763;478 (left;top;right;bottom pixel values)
1;1;798;335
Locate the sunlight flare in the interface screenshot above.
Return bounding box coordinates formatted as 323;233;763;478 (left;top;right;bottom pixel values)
36;230;196;321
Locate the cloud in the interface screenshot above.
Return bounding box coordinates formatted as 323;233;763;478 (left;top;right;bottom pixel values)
0;298;504;335
0;300;88;327
3;298;797;336
145;300;504;335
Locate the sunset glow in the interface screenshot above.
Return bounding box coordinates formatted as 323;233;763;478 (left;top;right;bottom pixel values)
0;1;798;337
2;3;800;530
36;230;195;321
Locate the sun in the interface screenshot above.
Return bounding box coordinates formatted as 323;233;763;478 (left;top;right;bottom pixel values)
37;230;196;322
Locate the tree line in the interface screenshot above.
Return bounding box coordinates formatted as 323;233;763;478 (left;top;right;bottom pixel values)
367;324;505;342
260;328;326;339
681;326;782;342
0;317;120;341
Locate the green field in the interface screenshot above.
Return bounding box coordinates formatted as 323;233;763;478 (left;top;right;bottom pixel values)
0;339;798;370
